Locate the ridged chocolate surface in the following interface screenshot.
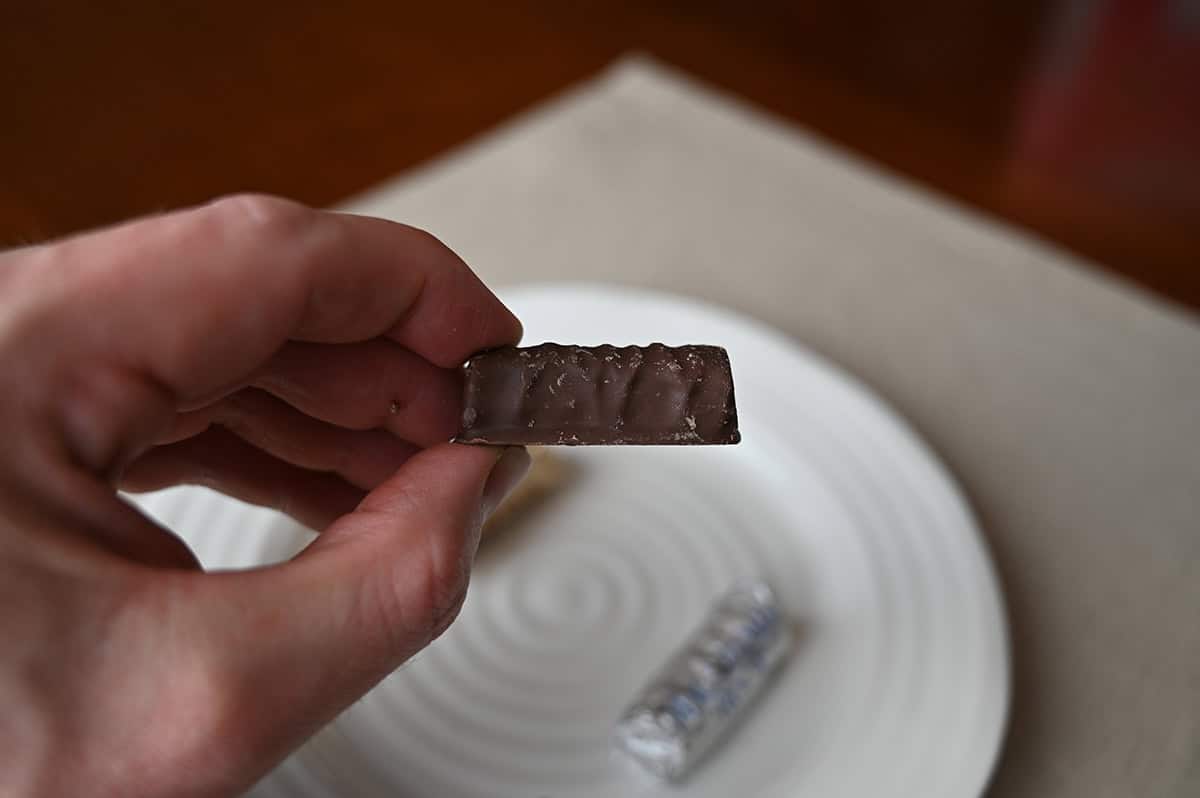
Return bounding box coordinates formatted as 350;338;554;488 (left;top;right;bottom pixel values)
456;344;740;445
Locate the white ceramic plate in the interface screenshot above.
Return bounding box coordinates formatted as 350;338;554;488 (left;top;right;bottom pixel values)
131;284;1009;798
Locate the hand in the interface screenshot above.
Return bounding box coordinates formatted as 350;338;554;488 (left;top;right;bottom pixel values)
0;195;530;797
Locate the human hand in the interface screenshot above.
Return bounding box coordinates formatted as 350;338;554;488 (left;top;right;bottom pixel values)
0;195;530;797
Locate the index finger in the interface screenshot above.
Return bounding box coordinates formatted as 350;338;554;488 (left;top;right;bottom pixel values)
34;193;521;406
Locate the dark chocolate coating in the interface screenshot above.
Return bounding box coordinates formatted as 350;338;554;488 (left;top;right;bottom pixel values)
455;344;740;445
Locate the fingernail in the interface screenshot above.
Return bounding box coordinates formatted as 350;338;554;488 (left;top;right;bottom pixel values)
482;446;532;520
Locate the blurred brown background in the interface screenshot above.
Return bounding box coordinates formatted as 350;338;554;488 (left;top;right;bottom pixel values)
3;1;1197;309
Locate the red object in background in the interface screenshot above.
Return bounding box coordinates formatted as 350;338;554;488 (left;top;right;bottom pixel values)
1016;0;1200;223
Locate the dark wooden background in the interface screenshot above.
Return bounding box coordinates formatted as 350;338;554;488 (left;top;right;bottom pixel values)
3;2;1197;309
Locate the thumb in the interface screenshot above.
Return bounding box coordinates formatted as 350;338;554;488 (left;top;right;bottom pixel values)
296;442;530;653
175;443;529;787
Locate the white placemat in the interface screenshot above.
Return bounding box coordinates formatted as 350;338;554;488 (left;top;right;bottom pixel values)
341;55;1200;798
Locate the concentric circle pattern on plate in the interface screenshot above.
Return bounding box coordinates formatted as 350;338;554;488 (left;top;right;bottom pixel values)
128;284;1009;798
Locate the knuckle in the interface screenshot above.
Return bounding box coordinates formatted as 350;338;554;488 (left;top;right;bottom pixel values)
430;576;467;643
429;576;469;639
421;518;474;641
207;193;312;237
171;651;243;748
404;224;445;251
401;224;456;268
126;579;249;774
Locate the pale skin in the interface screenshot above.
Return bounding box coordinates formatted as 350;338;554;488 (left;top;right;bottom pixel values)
0;194;531;797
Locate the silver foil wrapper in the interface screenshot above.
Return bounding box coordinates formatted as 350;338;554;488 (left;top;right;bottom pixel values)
614;581;792;780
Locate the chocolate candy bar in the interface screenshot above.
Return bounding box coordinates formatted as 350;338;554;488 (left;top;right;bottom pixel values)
614;581;793;780
455;344;740;446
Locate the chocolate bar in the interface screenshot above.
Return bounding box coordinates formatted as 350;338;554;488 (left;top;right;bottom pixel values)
455;344;740;446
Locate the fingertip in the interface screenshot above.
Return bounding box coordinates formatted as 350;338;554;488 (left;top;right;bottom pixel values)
501;305;524;348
